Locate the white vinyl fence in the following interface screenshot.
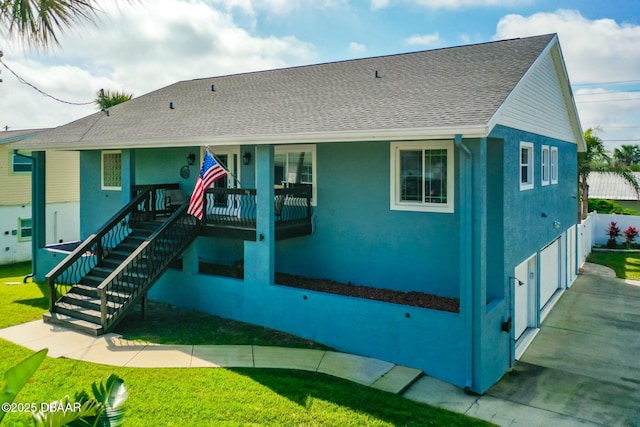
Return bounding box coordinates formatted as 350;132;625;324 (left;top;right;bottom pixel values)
577;212;595;267
576;212;640;269
592;213;640;246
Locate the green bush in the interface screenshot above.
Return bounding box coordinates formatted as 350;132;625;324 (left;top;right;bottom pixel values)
588;199;640;216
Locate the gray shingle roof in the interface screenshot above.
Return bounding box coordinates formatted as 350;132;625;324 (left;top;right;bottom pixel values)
0;129;48;145
17;34;556;150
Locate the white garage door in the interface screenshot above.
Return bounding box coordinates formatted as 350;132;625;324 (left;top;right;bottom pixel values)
514;255;536;340
540;238;560;308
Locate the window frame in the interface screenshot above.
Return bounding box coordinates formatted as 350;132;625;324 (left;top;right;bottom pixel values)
519;142;534;191
18;217;32;242
101;150;122;191
10;153;32;174
390;140;455;213
550;147;559;184
541;145;550;186
274;144;317;206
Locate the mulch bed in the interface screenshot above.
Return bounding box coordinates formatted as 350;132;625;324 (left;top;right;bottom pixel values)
275;273;460;313
196;262;459;313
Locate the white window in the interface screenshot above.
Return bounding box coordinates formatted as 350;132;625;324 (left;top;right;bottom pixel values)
520;142;534;191
390;140;454;213
18;218;32;242
101;150;122;190
550;147;558;184
11;153;32;173
274;145;317;205
541;145;550;186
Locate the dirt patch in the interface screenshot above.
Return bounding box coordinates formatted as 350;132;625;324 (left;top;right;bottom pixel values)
275;273;459;313
195;262;459;313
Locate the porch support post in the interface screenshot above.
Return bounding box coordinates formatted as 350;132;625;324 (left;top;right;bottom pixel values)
471;136;488;391
32;151;46;281
455;135;474;390
182;238;199;274
244;145;275;286
121;149;136;204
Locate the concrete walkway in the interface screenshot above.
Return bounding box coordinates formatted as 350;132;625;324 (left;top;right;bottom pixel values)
0;319;422;395
1;263;638;426
405;263;640;426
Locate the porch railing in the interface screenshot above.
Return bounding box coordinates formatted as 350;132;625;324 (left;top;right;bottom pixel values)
97;203;199;331
131;183;181;218
45;184;180;311
45;190;147;308
202;185;312;227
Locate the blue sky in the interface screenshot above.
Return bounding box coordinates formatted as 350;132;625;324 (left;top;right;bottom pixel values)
1;0;639;148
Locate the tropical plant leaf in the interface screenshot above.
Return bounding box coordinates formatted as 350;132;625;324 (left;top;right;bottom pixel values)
0;348;47;422
31;375;127;427
92;374;128;426
32;394;101;427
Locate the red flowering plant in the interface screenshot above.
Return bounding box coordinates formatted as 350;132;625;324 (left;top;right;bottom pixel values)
606;221;621;248
624;226;639;248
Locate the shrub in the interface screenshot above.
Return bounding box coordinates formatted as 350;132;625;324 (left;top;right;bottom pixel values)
607;221;621;248
625;226;639;248
588;199;640;216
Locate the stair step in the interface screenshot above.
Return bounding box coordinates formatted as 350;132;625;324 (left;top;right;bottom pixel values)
55;302;102;323
61;293;100;310
91;266;115;277
106;250;133;260
61;293;124;313
72;283;99;297
101;258;123;268
79;275;105;287
43;312;103;336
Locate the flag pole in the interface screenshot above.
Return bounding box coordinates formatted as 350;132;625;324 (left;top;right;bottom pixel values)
205;146;243;189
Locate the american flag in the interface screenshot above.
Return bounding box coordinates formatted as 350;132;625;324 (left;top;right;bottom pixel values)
187;151;227;219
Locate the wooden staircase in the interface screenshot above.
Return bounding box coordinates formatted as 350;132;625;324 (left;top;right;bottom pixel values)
44;186;199;335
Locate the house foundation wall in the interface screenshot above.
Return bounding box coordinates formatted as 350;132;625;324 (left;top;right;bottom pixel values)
150;269;468;387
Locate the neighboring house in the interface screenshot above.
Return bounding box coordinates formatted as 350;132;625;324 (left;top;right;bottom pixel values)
587;172;640;210
0;130;80;265
15;33;585;394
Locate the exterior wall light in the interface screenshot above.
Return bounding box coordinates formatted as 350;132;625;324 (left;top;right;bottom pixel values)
187;153;196;166
242;152;252;165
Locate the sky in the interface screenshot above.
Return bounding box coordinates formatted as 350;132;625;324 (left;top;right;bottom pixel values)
0;0;638;150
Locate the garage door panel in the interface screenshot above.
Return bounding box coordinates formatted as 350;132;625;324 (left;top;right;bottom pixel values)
540;239;560;307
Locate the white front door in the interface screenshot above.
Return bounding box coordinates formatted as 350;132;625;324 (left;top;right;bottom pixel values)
208;147;241;216
514;255;536;340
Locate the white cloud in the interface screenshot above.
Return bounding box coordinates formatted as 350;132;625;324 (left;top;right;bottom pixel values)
372;0;531;10
496;9;640;83
371;0;391;8
404;32;440;46
495;9;640;147
209;0;347;16
348;42;366;54
0;0;316;130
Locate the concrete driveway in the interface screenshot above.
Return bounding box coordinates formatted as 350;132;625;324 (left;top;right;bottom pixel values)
487;263;640;426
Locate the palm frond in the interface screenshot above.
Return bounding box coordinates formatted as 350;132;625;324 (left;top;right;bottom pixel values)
0;0;136;47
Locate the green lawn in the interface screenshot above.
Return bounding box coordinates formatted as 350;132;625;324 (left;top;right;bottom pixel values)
116;301;331;349
586;251;640;279
0;263;492;426
0;262;50;329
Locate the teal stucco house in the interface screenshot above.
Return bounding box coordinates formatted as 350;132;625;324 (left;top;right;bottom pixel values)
15;33;585;394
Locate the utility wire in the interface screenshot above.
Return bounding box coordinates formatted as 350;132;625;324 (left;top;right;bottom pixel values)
572;79;640;86
575;89;640;96
576;97;640;104
0;58;94;106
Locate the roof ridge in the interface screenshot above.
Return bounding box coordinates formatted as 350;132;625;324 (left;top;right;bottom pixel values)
186;33;557;83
